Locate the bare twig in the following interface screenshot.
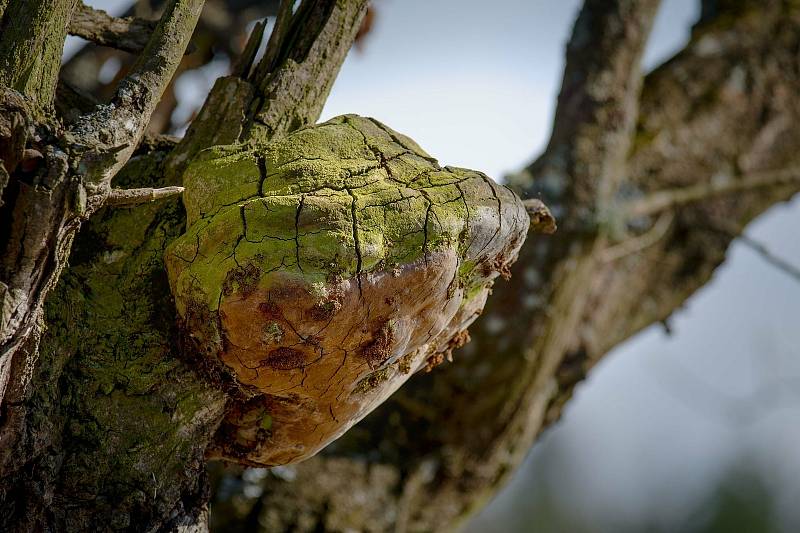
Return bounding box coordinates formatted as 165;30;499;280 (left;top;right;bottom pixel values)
106;186;184;207
625;167;800;218
232;19;266;78
68;1;157;54
738;234;800;283
255;0;295;78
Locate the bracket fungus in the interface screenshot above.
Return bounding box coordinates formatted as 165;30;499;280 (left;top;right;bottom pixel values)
165;115;545;466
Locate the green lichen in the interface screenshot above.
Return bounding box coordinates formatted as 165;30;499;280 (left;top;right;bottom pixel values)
25;146;226;526
166;114;518;320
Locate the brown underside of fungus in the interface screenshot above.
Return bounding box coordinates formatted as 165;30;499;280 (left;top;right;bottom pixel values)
165;114;540;466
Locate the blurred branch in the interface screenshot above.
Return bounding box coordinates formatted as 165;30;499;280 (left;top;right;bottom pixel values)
68;1;158;54
625;167;800;218
707;217;800;283
599;211;673;262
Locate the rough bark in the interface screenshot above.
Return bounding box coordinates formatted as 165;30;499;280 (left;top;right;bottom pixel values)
0;0;78;108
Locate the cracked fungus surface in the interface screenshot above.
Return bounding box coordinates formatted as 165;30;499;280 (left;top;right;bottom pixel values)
165;114;529;466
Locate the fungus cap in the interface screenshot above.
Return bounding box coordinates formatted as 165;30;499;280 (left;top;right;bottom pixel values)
165;115;530;466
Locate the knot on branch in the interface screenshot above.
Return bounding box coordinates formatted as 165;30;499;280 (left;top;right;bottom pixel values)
165;115;541;466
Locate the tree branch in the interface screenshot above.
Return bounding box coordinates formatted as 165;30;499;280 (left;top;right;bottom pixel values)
0;0;78;106
0;0;203;411
525;0;661;225
599;211;673;262
624;166;800;218
68;1;158;54
105;185;184;207
171;0;369;168
737;233;800;283
69;0;205;190
254;0;295;79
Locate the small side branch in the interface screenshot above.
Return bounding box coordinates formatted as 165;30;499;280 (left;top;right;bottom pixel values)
738;234;800;283
68;2;157;54
709;215;800;284
625;167;800;218
106;186;184;207
254;0;296;79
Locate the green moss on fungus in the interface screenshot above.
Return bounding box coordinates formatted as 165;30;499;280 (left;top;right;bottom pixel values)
166;115;526;324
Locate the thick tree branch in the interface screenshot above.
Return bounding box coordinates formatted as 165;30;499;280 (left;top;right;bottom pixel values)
0;0;78;107
526;0;661;225
0;0;204;384
172;0;369;169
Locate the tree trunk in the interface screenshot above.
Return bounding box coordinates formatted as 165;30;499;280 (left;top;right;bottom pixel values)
1;0;798;532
